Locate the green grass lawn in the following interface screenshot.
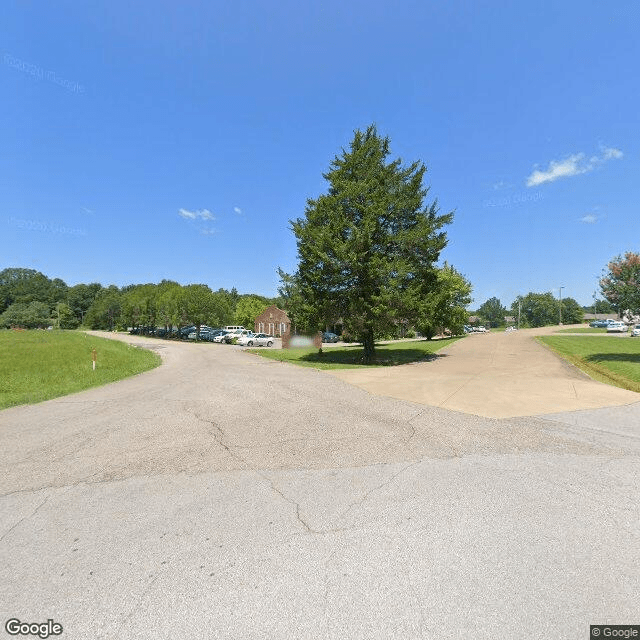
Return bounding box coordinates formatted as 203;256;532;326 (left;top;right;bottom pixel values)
538;335;640;393
556;327;608;334
247;336;462;369
0;330;161;409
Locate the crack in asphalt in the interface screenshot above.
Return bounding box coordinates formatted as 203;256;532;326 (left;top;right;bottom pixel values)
189;408;324;533
189;407;384;535
0;495;49;541
230;435;365;450
339;460;420;523
107;575;159;640
0;470;105;499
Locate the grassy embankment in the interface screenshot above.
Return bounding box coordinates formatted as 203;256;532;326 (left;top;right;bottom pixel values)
538;335;640;393
0;330;161;409
248;336;462;370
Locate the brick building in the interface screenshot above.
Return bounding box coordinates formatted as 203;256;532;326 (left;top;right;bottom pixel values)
254;306;291;337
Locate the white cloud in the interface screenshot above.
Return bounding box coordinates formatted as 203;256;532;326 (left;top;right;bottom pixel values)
178;208;215;221
200;228;218;236
602;146;623;160
579;214;597;224
81;207;93;214
526;146;623;187
526;154;588;187
233;206;242;215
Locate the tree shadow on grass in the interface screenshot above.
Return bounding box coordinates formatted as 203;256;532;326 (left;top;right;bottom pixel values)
299;347;449;367
585;353;640;364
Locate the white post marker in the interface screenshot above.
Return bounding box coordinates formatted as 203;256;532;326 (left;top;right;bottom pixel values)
92;348;97;371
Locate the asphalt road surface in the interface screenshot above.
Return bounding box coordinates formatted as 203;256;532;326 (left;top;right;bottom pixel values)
1;331;639;639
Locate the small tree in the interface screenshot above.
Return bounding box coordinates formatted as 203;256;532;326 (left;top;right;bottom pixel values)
416;265;472;339
67;283;102;325
561;297;584;324
181;285;215;338
600;252;640;315
477;297;507;328
156;283;183;332
85;286;122;330
56;302;80;329
0;301;51;328
511;292;558;327
234;296;268;330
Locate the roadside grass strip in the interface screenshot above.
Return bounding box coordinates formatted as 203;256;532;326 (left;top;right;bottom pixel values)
247;337;462;369
538;335;640;393
555;327;608;334
0;330;161;409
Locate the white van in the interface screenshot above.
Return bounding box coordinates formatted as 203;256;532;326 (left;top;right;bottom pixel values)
223;327;252;343
225;325;245;332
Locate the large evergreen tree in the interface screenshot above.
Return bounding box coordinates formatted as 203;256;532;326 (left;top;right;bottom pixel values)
287;125;453;363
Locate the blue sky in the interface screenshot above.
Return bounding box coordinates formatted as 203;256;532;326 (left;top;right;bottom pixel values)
2;1;638;308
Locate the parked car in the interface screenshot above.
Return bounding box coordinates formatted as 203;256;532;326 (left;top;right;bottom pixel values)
473;326;488;333
213;330;230;343
631;324;640;337
188;329;220;341
129;326;156;335
224;328;252;343
590;319;616;328
178;325;197;338
322;332;340;343
606;321;627;333
237;332;274;347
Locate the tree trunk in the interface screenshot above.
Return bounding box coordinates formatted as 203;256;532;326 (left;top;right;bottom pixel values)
362;328;375;364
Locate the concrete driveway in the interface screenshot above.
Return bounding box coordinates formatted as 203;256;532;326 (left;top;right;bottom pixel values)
1;331;639;639
329;326;640;417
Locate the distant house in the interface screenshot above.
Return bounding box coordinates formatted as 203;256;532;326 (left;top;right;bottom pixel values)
583;313;619;322
254;306;291;337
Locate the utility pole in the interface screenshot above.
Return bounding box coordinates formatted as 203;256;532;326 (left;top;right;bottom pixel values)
559;286;564;325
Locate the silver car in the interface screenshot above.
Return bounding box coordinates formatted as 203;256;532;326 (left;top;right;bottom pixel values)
238;332;274;347
606;321;627;333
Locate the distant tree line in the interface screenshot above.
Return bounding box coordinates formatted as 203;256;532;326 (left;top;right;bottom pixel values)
471;293;585;328
471;252;640;329
0;268;280;333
